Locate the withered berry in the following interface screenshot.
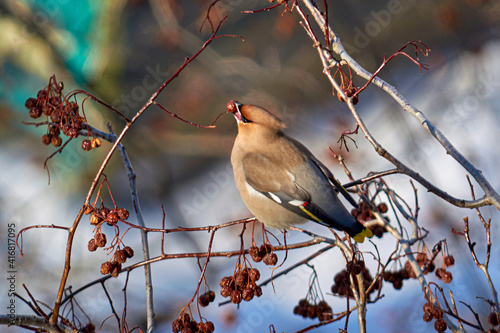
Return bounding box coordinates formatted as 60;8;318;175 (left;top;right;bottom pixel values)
110;262;121;278
260;243;273;255
207;290;215;302
249;246;263;262
199;293;210;307
115;250;127;264
205;321;215;333
107;211;119;226
230;289;242;304
88;239;98;252
434;318;447;332
123;246;134;258
220;285;232;298
91;138;101;149
95;233;107;247
25;97;37;109
51;135;62;147
117;208;129;220
254;285;263;297
68;127;79;139
444;255;455;267
219;276;232;287
489;311;499;326
242;287;254;302
82;139;92;151
90;212;101;225
249;268;260;282
42;134;51;145
441;271;452;284
172;319;182;332
377;203;388;213
423;302;433;314
423;312;433;322
263;253;278;266
235;271;248;287
29;106;42;118
101;261;112;275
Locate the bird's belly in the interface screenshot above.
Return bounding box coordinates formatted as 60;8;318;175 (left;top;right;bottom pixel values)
243;183;306;229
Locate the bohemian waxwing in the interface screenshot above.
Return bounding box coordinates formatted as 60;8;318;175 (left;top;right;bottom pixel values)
227;100;373;243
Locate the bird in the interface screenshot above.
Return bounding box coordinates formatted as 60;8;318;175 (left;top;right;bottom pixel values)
227;100;373;243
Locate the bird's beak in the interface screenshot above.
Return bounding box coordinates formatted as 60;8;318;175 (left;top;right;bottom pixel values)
226;100;250;124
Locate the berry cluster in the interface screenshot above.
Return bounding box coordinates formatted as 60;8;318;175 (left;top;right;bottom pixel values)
219;267;262;304
331;260;379;298
198;290;216;307
85;205;130;227
422;301;447;332
435;255;454;284
171;312;214;333
84;204;133;278
24;76;101;151
337;86;359;105
248;243;278;266
351;202;388;238
293;299;333;321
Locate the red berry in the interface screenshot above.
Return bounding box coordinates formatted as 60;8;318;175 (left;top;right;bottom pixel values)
230;289;242;304
263;253;278;266
88;239;98;252
82;139;92;151
444;255;455;267
434;318;447;331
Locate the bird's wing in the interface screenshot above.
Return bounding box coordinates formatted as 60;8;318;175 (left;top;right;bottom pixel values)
309;155;359;209
241;153;336;226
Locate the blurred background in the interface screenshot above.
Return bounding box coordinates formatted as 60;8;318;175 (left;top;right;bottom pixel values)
1;0;499;332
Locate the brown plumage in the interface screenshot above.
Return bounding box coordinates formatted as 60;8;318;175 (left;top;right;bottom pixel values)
227;100;372;243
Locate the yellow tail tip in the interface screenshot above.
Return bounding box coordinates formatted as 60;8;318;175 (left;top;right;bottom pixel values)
352;228;373;243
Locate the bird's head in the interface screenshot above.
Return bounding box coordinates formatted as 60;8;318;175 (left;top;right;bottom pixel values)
226;100;286;130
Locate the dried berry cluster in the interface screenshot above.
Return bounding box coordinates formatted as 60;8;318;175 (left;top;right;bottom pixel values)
435;255;454;284
99;246;134;278
171;312;214;333
293;299;333;321
198;290;216;307
24;77;101;151
220;267;262;304
248;243;278;266
337;85;359;105
85;205;130;227
84;205;133;278
331;260;379;298
422;301;447;332
351;202;388;238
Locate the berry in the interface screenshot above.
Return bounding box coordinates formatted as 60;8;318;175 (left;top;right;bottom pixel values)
82;139;92;151
263;253;278;266
115;250;127;264
441;271;452;284
377;203;388;213
444;255;455;267
204;321;215;333
199;293;210;307
423;302;433;314
117;208;129;220
25;97;37;109
435;267;446;280
227;100;237;113
242;287;254;301
230;289;242;304
423;312;433;322
42;134;52;145
235;271;248;287
172;319;182;332
219;276;232;287
88;239;98;252
254;285;263;297
90;212;101;225
29;106;42;118
123;246;134;258
259;243;273;255
110;262;121;277
68;127;79;139
489;312;499;326
107;211;119;225
91;137;101;149
207;290;215;302
95;233;107;247
249;268;260;282
249;246;263;262
220;285;232;298
101;261;112;275
434;318;447;332
393;279;403;290
51;135;62;147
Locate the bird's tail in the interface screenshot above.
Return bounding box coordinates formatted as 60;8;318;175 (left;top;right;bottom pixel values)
352;227;373;243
